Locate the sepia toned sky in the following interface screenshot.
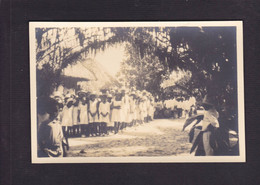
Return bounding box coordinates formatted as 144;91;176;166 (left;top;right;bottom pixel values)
63;44;127;78
94;44;126;77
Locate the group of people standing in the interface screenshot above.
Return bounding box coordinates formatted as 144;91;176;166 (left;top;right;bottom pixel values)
164;97;196;118
37;87;155;157
37;85;229;158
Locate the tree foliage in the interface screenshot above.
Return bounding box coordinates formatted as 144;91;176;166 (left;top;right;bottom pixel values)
119;43;166;97
164;27;237;129
35;27;132;96
35;26;238;129
118;26;237;129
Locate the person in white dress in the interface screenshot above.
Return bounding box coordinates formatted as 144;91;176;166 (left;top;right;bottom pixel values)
106;94;113;129
72;97;80;137
129;93;136;126
88;93;98;136
147;96;152;122
78;95;89;137
150;96;155;121
121;90;129;129
141;91;148;123
143;98;148;123
139;97;145;124
98;94;110;135
136;97;142;124
111;92;123;134
60;97;73;150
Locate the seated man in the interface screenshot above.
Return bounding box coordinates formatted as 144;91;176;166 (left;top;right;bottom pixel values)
37;97;64;157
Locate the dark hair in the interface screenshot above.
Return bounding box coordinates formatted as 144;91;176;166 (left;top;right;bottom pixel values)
37;97;59;121
58;103;64;110
67;101;73;108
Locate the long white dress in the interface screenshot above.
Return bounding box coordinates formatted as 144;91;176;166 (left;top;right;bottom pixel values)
107;102;113;126
88;100;98;123
78;102;88;124
99;102;110;123
128;98;135;122
122;95;130;123
149;100;155;119
72;105;79;125
111;100;123;122
61;106;73;127
132;100;137;121
142;100;148;119
136;102;142;121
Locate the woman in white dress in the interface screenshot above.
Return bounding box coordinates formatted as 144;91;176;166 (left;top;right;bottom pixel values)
149;97;155;121
142;97;148;123
128;94;135;127
88;93;98;136
132;97;137;126
98;95;110;135
106;94;113;128
111;92;123;134
121;92;129;130
135;98;142;124
60;97;73;149
72;98;80;137
146;97;152;122
78;96;89;137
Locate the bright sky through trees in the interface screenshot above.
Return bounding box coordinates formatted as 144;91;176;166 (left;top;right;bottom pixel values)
63;44;126;78
94;44;126;77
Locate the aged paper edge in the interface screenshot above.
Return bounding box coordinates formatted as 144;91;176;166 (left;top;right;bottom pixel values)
29;21;245;163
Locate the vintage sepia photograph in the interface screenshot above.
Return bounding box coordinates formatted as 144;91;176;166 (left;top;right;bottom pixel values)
30;21;245;163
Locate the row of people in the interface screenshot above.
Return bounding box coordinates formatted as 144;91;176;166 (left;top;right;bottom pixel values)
58;89;155;136
164;97;196;118
41;88;155;152
37;89;156;157
164;97;196;111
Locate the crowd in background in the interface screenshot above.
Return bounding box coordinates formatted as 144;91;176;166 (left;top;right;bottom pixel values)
60;87;154;135
154;97;197;119
37;83;203;157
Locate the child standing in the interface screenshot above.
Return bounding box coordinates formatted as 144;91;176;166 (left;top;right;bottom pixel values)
60;96;73;149
72;97;80;137
98;94;110;136
106;94;114;134
78;95;89;137
88;93;98;136
128;93;135;127
121;89;128;130
111;91;123;134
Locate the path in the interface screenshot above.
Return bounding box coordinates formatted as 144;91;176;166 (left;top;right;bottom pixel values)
67;119;192;157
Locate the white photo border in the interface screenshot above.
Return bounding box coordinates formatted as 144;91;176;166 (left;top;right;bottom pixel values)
30;21;245;163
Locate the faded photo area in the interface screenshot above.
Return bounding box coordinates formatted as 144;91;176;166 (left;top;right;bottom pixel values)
30;22;244;163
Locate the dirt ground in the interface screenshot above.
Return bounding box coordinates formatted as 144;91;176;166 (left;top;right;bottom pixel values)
67;118;192;157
